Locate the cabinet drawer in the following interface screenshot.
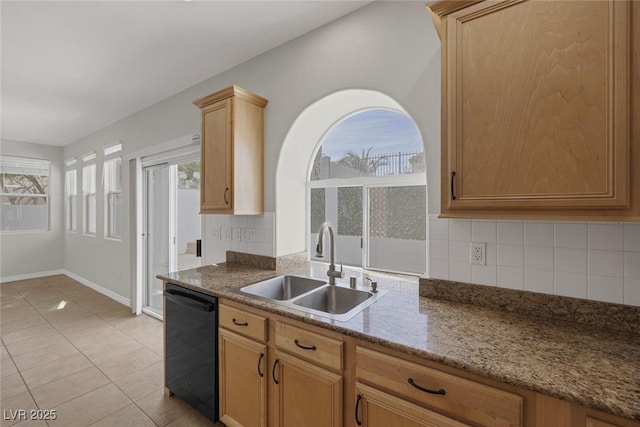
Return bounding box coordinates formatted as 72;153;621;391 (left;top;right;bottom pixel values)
219;304;267;342
356;347;523;427
275;322;343;371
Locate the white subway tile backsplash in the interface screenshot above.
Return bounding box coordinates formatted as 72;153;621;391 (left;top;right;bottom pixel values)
625;223;640;252
429;240;449;261
497;244;524;267
486;243;497;265
588;250;623;277
429;216;449;241
449;241;469;262
625;278;640;306
588;275;624;304
588;223;624;251
555;248;587;274
625;252;640;279
555;222;587;248
430;259;449;280
524;222;554;247
497;221;524;245
427;218;638;306
497;266;524;290
524;269;554;294
449;261;471;283
449;220;471;242
471;220;496;243
555;272;587;299
471;264;496;286
524;246;554;270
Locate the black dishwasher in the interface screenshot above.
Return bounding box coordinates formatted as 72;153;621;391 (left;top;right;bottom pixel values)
164;283;218;422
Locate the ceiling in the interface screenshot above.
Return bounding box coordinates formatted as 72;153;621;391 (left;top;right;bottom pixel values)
1;1;370;147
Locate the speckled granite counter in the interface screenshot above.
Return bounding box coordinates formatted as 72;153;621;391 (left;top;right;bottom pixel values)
158;262;640;421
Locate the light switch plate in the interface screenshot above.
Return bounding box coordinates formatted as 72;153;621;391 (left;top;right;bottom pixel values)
222;227;232;241
242;228;256;243
232;228;241;242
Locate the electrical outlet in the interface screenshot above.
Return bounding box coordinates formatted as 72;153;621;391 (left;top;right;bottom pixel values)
211;226;221;240
232;227;242;242
470;242;486;265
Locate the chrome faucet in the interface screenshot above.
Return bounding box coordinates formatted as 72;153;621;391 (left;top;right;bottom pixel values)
315;222;344;285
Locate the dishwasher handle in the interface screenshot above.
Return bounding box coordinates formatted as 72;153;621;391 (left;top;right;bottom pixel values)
164;289;216;312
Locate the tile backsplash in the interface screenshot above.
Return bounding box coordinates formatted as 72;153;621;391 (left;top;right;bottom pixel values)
203;213;275;265
428;215;640;307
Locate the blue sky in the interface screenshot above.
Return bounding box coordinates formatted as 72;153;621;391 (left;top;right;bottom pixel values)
320;109;423;160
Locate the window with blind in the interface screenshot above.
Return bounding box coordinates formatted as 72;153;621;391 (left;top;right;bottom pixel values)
65;168;77;232
0;156;50;232
82;157;97;235
103;143;122;239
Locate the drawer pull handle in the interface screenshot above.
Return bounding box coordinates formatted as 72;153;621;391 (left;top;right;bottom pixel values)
294;339;316;351
408;378;446;395
355;394;362;426
232;318;248;326
450;171;456;201
224;187;229;204
257;353;264;378
272;359;280;384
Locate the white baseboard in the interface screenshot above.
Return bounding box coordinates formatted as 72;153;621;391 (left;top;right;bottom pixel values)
61;270;131;307
0;270;66;284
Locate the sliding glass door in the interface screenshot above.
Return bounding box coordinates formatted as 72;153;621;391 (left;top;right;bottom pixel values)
143;160;201;316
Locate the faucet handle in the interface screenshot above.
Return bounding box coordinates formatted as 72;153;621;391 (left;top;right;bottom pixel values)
365;277;378;293
338;261;344;277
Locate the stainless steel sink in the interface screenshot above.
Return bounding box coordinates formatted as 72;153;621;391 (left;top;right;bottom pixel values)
239;275;326;300
293;286;372;314
234;275;387;322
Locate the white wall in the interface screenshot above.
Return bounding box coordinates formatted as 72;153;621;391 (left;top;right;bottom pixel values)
0;139;64;279
61;2;440;300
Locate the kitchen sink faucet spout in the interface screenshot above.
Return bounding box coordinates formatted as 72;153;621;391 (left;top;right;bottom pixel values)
315;222;344;285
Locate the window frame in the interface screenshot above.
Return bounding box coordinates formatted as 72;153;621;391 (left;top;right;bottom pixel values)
0;155;51;234
305;107;427;276
65;168;78;232
82;160;97;236
103;156;122;240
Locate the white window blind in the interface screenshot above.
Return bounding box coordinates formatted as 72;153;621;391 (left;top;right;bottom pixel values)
0;156;50;176
1;156;50;232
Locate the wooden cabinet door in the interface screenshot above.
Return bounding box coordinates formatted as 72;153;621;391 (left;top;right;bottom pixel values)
273;351;342;427
355;383;470;427
201;98;232;213
219;329;267;427
442;0;630;212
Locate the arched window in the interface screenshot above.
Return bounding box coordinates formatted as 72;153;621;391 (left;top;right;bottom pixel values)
307;108;426;275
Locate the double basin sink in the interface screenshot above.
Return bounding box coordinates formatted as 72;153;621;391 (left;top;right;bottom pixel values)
235;275;387;321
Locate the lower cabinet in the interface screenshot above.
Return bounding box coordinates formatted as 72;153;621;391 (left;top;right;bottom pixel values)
272;351;342;427
355;383;469;427
219;328;267;427
216;299;640;427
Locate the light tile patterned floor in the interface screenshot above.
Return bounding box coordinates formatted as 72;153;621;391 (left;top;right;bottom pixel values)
0;275;223;427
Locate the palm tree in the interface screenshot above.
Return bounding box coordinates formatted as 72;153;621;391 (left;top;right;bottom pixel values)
337;147;387;176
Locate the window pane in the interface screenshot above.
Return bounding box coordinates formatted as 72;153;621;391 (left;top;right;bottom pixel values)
367;186;426;274
309;188;325;233
104;158;122;238
310;109;425;181
69;195;77;231
309;186;362;268
1;173;48;195
86;194;96;234
1;196;48;231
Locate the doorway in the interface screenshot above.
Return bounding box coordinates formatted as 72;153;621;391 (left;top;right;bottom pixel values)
142;159;201;317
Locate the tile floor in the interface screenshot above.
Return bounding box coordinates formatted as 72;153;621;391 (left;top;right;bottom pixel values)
1;275;223;427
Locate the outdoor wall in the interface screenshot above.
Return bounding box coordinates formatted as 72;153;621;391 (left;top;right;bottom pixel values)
0;139;64;279
61;1;440;300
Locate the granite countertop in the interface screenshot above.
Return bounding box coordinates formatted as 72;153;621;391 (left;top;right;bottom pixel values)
158;262;640;421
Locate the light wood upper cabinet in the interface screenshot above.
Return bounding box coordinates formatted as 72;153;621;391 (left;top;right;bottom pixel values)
193;85;268;215
430;0;639;220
